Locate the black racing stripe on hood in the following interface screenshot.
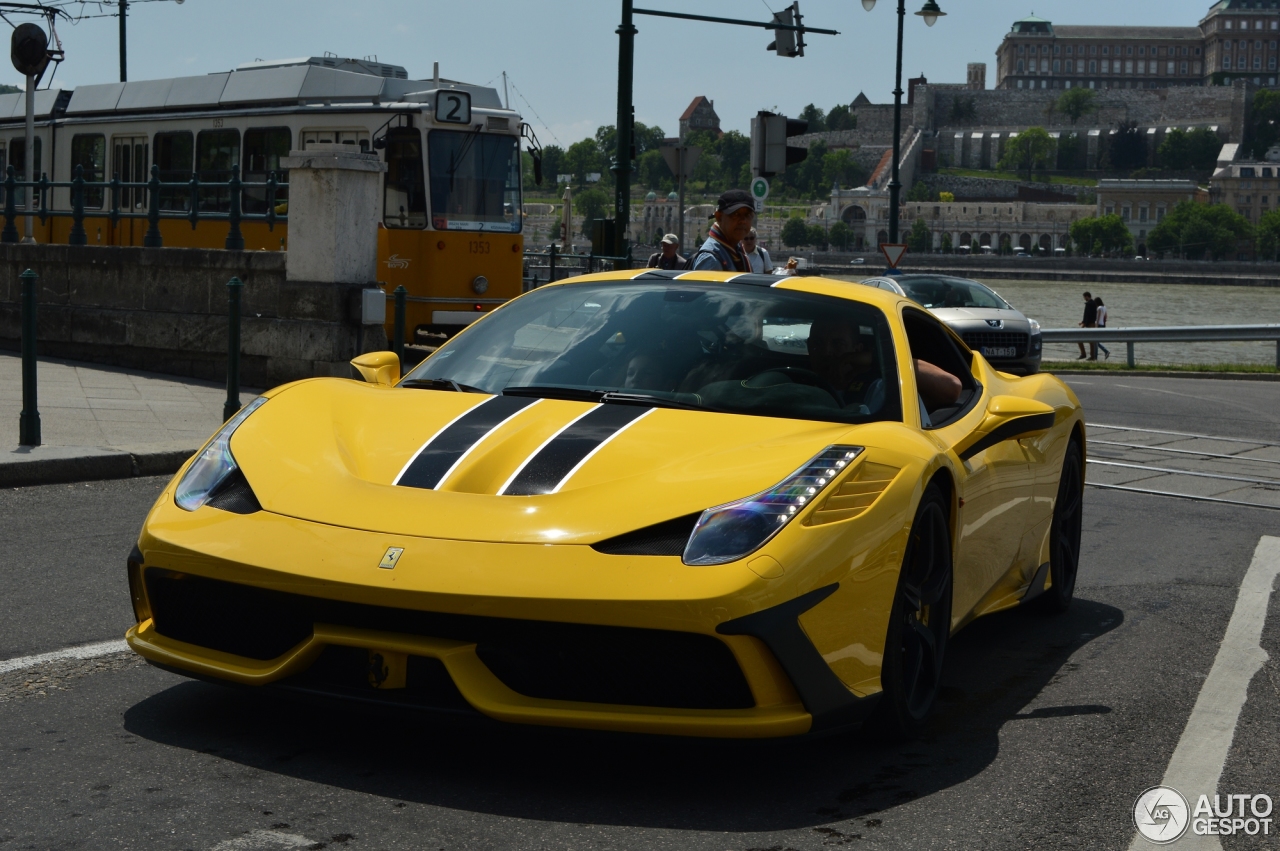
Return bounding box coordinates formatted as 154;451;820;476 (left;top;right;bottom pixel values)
396;395;538;490
503;404;652;496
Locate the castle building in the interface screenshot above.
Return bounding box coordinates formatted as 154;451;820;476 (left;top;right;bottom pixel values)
678;96;721;139
995;2;1280;91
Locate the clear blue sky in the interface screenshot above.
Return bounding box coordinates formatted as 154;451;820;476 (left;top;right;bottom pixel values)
14;1;1217;147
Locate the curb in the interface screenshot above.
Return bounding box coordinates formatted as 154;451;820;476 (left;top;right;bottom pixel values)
1048;370;1280;382
0;446;194;488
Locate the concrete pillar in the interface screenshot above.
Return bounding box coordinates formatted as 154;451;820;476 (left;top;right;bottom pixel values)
1087;129;1101;169
970;132;985;169
953;132;965;168
280;144;388;284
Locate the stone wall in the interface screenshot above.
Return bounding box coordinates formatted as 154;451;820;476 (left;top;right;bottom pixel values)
917;173;1096;201
0;245;385;389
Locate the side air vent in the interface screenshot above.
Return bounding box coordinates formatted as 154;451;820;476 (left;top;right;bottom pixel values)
487;116;510;131
206;469;262;514
803;461;900;526
592;513;701;556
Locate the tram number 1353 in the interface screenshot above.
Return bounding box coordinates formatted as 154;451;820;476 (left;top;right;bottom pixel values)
468;240;491;254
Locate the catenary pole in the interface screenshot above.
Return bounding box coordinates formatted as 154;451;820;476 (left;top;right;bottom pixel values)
22;71;34;244
118;0;127;82
615;0;636;257
889;0;905;245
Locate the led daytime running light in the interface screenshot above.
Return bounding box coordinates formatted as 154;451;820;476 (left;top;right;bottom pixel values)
683;445;864;566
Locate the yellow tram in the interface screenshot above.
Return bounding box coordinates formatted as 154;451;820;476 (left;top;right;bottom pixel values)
0;56;527;335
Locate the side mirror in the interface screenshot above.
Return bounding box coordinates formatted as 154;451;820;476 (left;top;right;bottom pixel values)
351;351;400;387
957;395;1056;461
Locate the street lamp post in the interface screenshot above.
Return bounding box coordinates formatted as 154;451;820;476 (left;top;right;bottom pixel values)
861;0;944;245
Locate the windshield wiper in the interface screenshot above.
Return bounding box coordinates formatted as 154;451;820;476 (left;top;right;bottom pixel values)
599;391;704;411
502;385;604;402
400;378;486;393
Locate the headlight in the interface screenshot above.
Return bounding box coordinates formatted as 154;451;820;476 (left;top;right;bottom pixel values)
175;397;268;511
683;446;863;566
1028;317;1042;335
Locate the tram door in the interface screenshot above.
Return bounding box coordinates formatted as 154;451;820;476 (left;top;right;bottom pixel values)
112;136;148;244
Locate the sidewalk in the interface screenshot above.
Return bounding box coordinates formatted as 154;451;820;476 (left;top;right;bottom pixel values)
1;351;255;487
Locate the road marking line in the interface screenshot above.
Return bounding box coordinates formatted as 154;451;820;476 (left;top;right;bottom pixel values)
211;830;319;850
1127;535;1280;851
0;639;129;675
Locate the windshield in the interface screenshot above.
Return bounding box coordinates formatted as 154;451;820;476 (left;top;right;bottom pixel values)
428;129;521;232
898;277;1010;310
404;283;902;426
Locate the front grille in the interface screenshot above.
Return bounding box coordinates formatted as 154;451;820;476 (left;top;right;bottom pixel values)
591;513;700;556
144;568;754;710
281;646;476;715
961;331;1029;357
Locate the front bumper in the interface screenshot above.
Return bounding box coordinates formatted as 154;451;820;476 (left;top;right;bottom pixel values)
127;502;881;738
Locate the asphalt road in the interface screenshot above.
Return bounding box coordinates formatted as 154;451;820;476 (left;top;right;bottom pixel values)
1;373;1278;851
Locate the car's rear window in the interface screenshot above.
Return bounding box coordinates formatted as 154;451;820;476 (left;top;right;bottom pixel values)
404;282;903;425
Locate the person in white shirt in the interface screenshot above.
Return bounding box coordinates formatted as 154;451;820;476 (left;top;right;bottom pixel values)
742;228;773;274
1094;297;1110;360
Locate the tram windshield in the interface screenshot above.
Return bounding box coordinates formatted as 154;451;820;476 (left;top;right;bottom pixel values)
428;130;521;233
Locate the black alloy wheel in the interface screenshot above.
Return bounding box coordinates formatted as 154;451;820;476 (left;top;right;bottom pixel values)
1041;438;1084;614
874;483;953;739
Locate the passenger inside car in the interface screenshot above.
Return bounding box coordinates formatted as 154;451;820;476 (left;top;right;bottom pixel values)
808;316;961;414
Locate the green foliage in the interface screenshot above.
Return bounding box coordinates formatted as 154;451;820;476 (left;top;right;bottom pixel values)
574;187;610;236
949;97;977;123
821;149;868;190
781;215;809;248
1069;214;1134;256
540;145;565;187
906;181;937;202
564;138;604;187
799;104;826;133
1056;133;1086;171
1257;208;1280;260
1247;90;1280;159
939;191;955;203
998;127;1056;179
807;224;829;250
1147;202;1253;260
0;84;20;95
1157;128;1223;172
1105;120;1148;172
826;104;856;131
940;232;953;253
829;220;853;250
905;217;932;253
1056;88;1098;125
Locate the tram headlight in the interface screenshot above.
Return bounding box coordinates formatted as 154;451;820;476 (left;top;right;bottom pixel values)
472;275;490;295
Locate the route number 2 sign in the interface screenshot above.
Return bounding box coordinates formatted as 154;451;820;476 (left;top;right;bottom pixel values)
436;91;472;125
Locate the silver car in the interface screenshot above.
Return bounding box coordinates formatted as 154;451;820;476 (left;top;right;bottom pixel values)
859;274;1043;375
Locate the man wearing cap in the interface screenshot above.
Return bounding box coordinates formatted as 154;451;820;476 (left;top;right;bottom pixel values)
646;234;688;270
691;189;756;272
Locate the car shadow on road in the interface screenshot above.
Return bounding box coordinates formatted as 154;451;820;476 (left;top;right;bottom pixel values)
123;598;1122;833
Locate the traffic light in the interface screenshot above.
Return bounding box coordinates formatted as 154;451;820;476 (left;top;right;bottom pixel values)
751;111;809;177
767;2;806;58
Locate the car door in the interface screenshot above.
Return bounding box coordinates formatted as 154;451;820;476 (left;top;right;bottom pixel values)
902;308;1035;623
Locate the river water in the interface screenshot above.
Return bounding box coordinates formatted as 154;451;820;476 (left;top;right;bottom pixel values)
834;277;1280;366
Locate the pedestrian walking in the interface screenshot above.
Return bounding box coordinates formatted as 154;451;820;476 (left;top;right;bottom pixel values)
1077;291;1098;360
647;234;688;270
691;189;755;272
743;228;773;274
1094;296;1111;360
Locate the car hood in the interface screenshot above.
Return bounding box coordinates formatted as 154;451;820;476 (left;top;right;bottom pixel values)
228;379;891;545
928;307;1028;326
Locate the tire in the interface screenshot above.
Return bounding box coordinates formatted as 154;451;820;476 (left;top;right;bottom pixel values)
873;483;953;740
1040;439;1084;614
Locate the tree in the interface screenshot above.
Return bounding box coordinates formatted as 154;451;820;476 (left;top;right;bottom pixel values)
539;145;565;188
827;104;857;131
1257;208;1280;260
1057;88;1098;125
781;215;809;248
906;217;932;253
564;138;603;186
940;232;953;253
807;224;829;250
1069;214;1133;256
1057;133;1086;170
1247;90;1280;159
822;149;867;190
906;181;937;202
718;130;751;187
1187;128;1224;172
1156;127;1222;173
1105;120;1148;172
1157;128;1193;171
998;127;1056;180
799;104;827;133
636;148;672;190
829;220;853;250
574;187;610;236
1147;202;1253;260
939;191;955;203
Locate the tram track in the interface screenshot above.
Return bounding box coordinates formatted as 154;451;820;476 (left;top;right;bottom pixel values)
1084;423;1280;511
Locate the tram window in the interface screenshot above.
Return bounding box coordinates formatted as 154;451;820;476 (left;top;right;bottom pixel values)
196;129;240;212
301;129;369;151
427;130;521;233
383;127;427;229
8;137;41;207
154;131;193;211
70;135;106;209
242;127;290;214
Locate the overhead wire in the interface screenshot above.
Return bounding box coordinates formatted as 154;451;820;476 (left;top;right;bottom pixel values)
506;76;561;147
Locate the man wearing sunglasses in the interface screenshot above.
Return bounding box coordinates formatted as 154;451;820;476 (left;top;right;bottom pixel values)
691;189;756;272
742;228;773;275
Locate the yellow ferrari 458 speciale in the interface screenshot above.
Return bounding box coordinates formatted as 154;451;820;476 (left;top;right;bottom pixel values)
125;269;1085;739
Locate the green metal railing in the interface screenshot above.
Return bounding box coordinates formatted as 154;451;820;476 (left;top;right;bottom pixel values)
1;164;288;250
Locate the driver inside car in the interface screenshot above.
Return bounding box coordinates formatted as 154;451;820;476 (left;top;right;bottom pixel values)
808;316;962;414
